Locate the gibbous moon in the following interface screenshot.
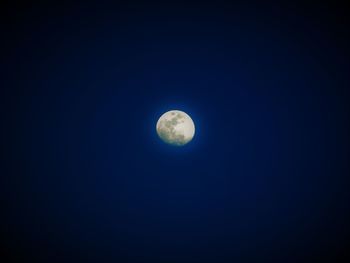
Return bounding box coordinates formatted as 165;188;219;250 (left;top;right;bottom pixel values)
156;110;195;146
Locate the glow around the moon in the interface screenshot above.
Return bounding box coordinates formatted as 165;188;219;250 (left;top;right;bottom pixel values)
156;110;195;146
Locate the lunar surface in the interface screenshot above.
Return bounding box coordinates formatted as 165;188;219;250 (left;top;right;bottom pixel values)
156;110;195;146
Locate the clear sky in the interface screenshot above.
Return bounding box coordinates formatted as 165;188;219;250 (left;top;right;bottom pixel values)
1;1;350;262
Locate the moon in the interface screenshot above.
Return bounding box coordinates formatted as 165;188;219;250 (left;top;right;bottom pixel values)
156;110;195;146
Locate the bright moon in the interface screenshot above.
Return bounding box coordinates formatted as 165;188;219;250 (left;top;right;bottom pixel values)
156;110;195;146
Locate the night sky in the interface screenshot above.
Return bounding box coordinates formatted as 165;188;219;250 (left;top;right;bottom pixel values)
1;1;350;262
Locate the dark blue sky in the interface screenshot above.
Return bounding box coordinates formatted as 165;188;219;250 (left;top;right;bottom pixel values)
1;1;350;262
